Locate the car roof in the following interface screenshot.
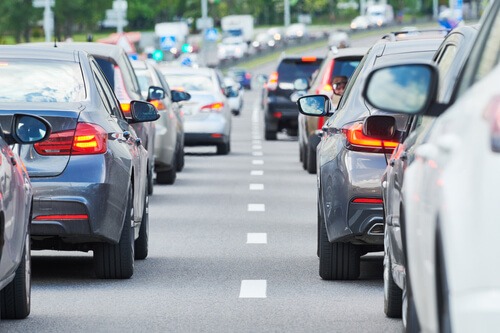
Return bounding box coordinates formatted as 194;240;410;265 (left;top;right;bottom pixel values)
380;38;444;55
327;47;369;59
0;45;80;62
159;66;214;76
26;42;127;60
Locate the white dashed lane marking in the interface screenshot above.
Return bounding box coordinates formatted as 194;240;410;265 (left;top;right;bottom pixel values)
251;170;264;176
252;145;263;150
252;160;264;165
249;183;264;190
248;204;265;212
252;151;263;156
239;280;267;298
247;233;267;244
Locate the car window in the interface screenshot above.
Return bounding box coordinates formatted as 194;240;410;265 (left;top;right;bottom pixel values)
336;52;368;110
436;45;458;103
331;59;361;79
92;60;124;119
134;69;153;99
473;13;500;83
277;59;322;83
165;74;214;92
154;68;172;100
0;60;85;103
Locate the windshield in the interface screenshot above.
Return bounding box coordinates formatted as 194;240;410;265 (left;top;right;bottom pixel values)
0;60;85;103
164;74;213;92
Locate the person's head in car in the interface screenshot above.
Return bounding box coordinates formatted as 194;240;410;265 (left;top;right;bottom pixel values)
332;76;348;96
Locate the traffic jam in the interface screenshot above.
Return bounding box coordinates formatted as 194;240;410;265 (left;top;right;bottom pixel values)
0;0;499;332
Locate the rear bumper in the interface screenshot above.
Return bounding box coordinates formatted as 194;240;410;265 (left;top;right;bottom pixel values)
185;133;228;146
265;101;299;131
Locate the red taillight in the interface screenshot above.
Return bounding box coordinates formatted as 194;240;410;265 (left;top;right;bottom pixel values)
211;133;223;138
317;116;325;130
343;123;399;151
150;99;166;111
245;73;251;79
302;57;317;62
352;198;383;204
267;72;278;91
201;102;224;113
34;214;88;220
34;123;107;156
273;112;282;118
321;84;333;92
114;66;132;116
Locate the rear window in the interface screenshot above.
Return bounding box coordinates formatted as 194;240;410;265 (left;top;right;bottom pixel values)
0;60;85;103
164;74;213;92
277;58;322;82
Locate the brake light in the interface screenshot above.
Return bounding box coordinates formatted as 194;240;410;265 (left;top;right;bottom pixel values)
273;112;282;118
267;72;278;91
321;84;333;91
317;116;325;130
352;198;383;204
114;65;132;116
302;57;317;62
245;73;251;79
201;102;224;113
34;123;107;156
34;215;88;220
150;99;166;111
343;123;398;151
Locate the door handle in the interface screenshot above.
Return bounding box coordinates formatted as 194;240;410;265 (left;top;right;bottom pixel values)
10;156;17;166
135;138;142;146
123;131;130;139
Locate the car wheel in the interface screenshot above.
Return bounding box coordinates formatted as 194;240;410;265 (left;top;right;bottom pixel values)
216;141;230;155
299;141;304;163
232;110;240;116
265;130;277;141
403;275;420;332
319;217;360;280
94;185;134;279
306;144;316;174
0;228;31;319
176;145;184;172
384;251;403;318
134;192;149;260
147;162;154;196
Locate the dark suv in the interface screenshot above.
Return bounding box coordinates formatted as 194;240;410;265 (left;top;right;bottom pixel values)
263;55;322;140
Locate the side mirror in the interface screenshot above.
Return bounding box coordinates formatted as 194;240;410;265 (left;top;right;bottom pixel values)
128;100;160;123
172;90;191;103
11;114;52;145
227;87;239;98
297;95;332;117
363;115;397;141
147;86;165;101
293;78;308;91
363;63;438;115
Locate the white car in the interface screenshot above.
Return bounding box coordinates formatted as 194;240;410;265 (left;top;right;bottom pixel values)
224;77;243;116
218;37;248;61
362;2;500;331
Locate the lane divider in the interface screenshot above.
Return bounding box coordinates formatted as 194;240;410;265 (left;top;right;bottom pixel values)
248;204;265;212
247;233;267;244
239;280;267;298
249;183;264;190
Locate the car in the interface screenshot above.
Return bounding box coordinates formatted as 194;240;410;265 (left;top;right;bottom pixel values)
297;37;443;281
226;67;252;90
328;30;351;49
285;23;308;42
159;66;232;155
218;37;248;61
224;76;244;116
350;16;373;31
0;114;51;319
361;4;500;330
263;55;323;140
132;60;188;184
267;27;286;47
7;45;159;278
370;25;478;323
298;47;366;174
252;32;276;52
31;42;158;195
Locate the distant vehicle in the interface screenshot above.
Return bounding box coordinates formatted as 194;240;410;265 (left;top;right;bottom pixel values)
350;16;373;30
226;67;252;90
286;23;308;41
328;30;351;49
160;67;232;155
224;77;243;116
367;4;394;27
252;32;276;52
221;15;254;44
154;21;190;57
218;37;248;61
0;114;51;319
262;55;322;140
267;27;285;46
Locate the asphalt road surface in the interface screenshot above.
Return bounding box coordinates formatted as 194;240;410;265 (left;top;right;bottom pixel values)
1;34;402;332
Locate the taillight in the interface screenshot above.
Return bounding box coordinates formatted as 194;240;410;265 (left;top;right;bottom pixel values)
201;102;224;113
245;73;251;79
352;198;383;204
302;57;317;62
317;116;325;130
121;103;131;114
343;123;398;151
321;84;333;92
150;99;166;111
267;72;278;91
34;123;107;156
114;65;132;116
484;95;500;152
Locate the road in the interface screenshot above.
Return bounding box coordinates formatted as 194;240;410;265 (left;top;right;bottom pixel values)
1;35;402;332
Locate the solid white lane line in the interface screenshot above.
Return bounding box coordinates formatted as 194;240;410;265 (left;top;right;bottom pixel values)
248;204;265;212
250;170;264;176
239;280;267;298
249;183;264;190
247;233;267;244
252;160;264;165
252;145;263;150
252;151;263;157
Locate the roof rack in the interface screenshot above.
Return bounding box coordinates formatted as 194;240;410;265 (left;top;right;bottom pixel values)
381;28;451;42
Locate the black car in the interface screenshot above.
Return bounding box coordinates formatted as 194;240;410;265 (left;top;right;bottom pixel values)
297;37;443;280
263;55;322;140
366;25;479;320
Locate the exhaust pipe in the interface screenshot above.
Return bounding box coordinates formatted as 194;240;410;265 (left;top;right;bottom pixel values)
368;223;385;235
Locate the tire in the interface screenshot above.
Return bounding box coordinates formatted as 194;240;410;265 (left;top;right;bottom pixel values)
134;193;149;260
302;144;308;170
147;162;154;195
94;186;134;279
319;217;360;280
216;141;230;155
299;141;304;163
404;276;420;333
265;130;277;141
384;251;403;318
306;144;316;174
0;229;31;319
157;153;177;185
176;145;184;172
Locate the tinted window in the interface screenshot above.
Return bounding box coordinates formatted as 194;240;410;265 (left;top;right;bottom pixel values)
95;58;115;88
331;59;361;79
277;59;322;82
436;45;458;103
0;61;85;103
